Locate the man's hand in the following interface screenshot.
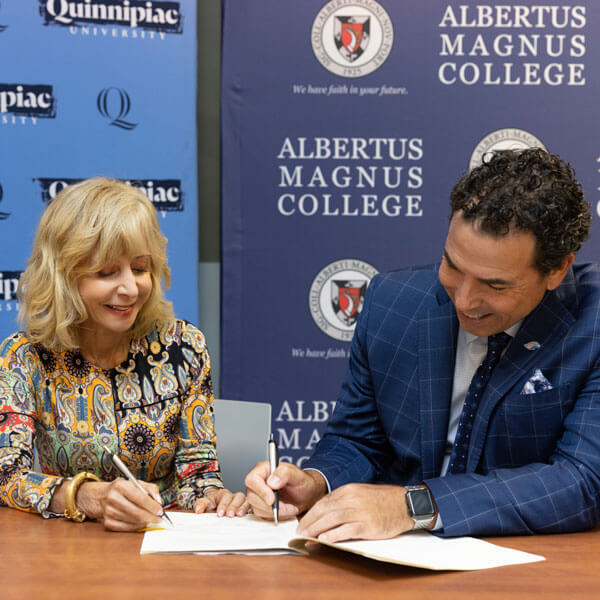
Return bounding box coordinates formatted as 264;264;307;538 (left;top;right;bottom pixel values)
245;461;327;520
296;483;414;543
193;488;249;517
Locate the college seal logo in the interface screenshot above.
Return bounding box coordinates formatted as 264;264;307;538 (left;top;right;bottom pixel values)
469;128;547;171
312;0;393;78
331;280;366;326
335;16;369;62
309;258;378;341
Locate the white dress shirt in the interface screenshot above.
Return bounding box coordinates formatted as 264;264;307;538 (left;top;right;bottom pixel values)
441;320;522;476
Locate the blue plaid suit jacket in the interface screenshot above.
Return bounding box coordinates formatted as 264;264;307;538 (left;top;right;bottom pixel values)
304;263;600;536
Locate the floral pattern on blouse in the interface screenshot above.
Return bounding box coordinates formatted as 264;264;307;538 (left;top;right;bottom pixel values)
0;319;223;516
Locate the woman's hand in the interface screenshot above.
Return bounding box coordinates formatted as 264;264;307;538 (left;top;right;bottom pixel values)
193;488;250;517
77;478;165;532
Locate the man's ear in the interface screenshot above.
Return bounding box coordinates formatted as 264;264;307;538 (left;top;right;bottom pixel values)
546;253;575;291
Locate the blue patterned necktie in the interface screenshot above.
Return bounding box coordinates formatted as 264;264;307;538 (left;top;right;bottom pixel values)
449;332;511;474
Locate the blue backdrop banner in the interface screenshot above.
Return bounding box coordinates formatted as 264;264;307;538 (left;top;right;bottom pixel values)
0;1;198;339
221;0;600;465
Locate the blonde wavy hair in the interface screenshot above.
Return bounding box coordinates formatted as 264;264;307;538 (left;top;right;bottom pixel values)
18;177;173;350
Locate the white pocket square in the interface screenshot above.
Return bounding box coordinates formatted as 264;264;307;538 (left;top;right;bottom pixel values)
520;368;553;394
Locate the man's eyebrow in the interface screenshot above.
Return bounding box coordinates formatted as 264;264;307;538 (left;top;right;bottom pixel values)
443;249;513;287
480;276;512;287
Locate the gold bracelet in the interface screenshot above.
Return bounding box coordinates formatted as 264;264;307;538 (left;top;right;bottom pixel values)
64;471;101;522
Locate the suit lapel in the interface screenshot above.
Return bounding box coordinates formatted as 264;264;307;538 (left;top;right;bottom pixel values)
467;289;576;471
418;286;458;479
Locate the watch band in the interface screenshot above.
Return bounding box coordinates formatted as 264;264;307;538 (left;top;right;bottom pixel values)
405;484;437;530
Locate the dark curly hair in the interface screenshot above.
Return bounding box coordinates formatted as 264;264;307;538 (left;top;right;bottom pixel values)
450;148;591;273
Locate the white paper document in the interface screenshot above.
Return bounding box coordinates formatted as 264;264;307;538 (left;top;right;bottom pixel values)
140;512;545;570
141;512;298;554
302;532;545;571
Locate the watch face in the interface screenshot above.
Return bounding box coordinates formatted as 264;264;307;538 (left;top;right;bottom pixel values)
408;488;435;517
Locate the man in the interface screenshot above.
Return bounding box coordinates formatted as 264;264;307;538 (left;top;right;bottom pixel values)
246;148;600;541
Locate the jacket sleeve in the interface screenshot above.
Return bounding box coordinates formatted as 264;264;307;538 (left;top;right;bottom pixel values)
303;275;396;486
425;360;600;537
0;338;65;515
174;323;223;509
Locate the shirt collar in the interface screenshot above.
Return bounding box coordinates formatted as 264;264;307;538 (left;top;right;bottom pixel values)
464;319;523;346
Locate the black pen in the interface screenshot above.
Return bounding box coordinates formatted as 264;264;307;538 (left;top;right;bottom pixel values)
268;433;279;525
101;444;174;527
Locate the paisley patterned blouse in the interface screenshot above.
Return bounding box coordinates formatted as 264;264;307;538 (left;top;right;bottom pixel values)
0;319;223;516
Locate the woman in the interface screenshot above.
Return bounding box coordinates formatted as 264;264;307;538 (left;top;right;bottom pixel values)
0;177;248;530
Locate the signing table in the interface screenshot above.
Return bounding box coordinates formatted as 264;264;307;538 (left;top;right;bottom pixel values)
1;509;598;600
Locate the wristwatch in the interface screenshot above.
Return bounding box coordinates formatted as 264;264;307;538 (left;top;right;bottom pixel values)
405;484;437;530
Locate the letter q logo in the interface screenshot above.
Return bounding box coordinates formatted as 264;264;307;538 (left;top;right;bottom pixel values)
0;184;9;220
97;87;138;130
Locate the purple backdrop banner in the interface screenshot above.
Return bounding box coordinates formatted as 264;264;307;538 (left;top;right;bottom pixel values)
221;0;600;464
